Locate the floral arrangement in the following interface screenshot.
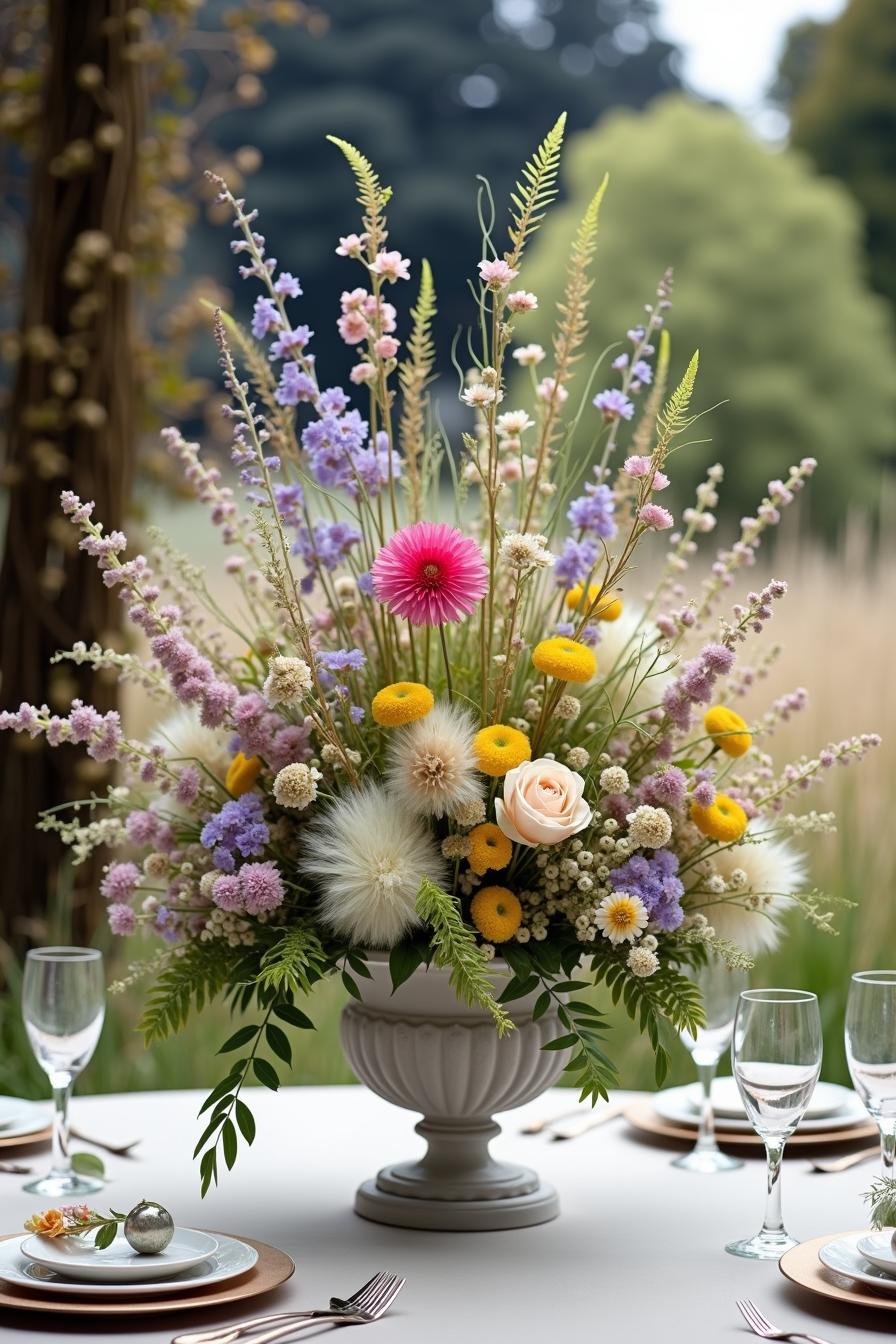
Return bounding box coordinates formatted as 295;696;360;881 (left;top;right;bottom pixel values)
2;116;879;1195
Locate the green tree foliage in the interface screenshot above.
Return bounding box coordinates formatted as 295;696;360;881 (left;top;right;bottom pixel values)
520;97;896;528
201;0;680;377
790;0;896;321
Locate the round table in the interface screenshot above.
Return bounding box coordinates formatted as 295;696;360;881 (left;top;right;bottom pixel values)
0;1086;888;1341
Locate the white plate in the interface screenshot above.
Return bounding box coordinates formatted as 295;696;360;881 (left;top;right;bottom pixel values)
655;1082;869;1134
21;1228;218;1285
685;1077;849;1121
0;1232;257;1297
0;1096;49;1140
857;1233;896;1278
819;1233;896;1294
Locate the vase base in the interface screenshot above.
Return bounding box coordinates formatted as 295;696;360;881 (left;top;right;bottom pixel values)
354;1177;560;1231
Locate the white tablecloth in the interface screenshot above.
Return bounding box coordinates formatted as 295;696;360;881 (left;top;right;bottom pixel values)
0;1086;890;1341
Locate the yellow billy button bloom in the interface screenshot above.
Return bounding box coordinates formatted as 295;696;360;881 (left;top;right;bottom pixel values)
564;584;623;621
691;792;749;843
371;681;435;727
704;705;752;758
532;636;597;684
470;885;523;943
226;751;262;797
467;822;513;876
473;723;531;777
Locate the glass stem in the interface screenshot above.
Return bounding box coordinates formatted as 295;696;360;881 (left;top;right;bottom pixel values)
695;1060;720;1152
50;1074;74;1178
880;1122;896;1179
762;1140;785;1239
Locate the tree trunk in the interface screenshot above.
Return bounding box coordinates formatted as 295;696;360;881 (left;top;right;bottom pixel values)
0;0;142;950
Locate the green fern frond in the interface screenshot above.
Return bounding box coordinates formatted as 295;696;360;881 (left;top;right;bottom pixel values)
507;112;567;266
398;259;438;519
591;949;705;1086
140;941;251;1044
256;924;328;998
416;878;514;1036
657;348;700;446
326;135;392;249
551;174;608;373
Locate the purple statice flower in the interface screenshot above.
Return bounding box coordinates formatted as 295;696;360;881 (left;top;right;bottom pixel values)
319;386;348;414
274;271;302;298
356;571;374;595
662;643;735;732
350;431;402;498
636;766;687;811
273;482;305;528
200;793;269;873
593;388;634;421
631;360;653;384
612;353;629;370
270;325;312;361
100;862;140;902
554;537;598;589
251;296;281;340
107;903;137;936
349;705;365;725
301;407;368;489
567;480;616;539
294;520;361;592
317;648;366;673
612;849;684;932
276;362;317;407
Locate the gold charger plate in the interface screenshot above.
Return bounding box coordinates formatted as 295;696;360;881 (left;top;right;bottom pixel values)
0;1231;294;1316
623;1099;878;1150
0;1126;51;1150
780;1230;896;1314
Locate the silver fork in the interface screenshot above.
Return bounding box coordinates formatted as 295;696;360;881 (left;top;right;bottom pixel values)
810;1146;878;1174
172;1272;404;1344
736;1299;834;1344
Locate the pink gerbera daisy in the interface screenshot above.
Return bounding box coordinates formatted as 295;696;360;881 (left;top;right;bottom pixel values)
372;522;489;626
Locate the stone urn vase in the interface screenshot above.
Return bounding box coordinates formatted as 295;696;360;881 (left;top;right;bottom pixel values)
340;950;571;1231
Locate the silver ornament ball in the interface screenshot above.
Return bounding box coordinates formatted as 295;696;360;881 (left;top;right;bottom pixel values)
124;1200;175;1255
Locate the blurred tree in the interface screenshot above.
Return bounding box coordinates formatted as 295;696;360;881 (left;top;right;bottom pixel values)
519;97;896;531
0;0;322;951
767;18;826;112
789;0;896;324
199;0;681;384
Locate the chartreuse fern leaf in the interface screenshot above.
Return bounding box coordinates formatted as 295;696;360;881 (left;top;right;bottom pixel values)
507;112;567;266
416;878;514;1036
326;135;392;249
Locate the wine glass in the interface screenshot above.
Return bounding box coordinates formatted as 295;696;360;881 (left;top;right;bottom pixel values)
845;970;896;1176
726;988;822;1260
673;957;748;1173
21;947;106;1197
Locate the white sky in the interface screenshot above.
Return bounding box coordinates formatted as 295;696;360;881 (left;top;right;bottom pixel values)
655;0;847;132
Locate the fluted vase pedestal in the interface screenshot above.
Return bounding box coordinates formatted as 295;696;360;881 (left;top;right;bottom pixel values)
340;951;571;1231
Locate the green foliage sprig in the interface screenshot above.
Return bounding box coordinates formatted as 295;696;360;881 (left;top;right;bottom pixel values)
416;878;514;1036
865;1177;896;1231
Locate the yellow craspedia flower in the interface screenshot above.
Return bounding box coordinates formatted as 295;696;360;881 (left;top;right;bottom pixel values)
704;705;752;758
468;823;513;876
564;584;623;621
371;681;435;727
470;886;523;943
532;636;597;684
691;793;749;843
473;723;531;777
226;751;262;797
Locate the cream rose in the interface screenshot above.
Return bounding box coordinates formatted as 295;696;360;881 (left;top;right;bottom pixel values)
495;757;592;848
